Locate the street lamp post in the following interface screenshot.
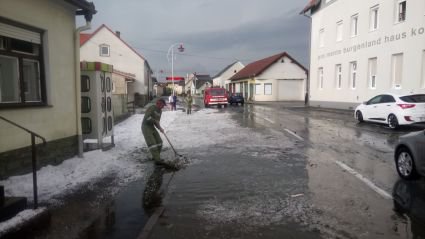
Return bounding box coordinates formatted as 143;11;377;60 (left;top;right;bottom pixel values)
167;43;184;95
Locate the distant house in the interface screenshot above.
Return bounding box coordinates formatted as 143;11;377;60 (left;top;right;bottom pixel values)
165;79;185;96
0;0;96;178
228;52;307;102
186;74;213;95
80;24;153;107
212;61;245;89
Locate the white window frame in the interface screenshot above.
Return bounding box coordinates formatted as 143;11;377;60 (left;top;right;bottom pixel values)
255;83;262;95
335;64;342;89
264;83;272;95
391;53;403;89
336;21;343;42
370;5;379;31
368;58;377;89
395;0;407;23
350;14;358;37
318;67;324;89
0;20;45;106
319;29;325;48
99;44;110;57
350;61;357;89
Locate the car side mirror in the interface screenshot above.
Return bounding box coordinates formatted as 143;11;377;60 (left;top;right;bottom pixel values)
363;101;368;105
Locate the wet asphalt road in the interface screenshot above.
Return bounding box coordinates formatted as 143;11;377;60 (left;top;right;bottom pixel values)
148;102;425;239
28;100;425;239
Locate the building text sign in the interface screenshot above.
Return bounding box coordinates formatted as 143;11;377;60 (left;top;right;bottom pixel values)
318;26;424;61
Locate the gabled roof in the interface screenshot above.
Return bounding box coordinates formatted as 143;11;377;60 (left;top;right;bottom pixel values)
195;74;212;81
229;52;307;81
213;61;241;79
80;33;91;45
193;74;212;88
80;24;146;61
300;0;321;14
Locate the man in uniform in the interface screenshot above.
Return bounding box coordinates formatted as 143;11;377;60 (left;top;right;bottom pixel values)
185;91;193;114
142;99;167;165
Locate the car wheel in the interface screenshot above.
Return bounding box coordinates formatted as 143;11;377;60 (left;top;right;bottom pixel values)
388;114;399;129
205;103;209;108
356;111;364;122
395;147;418;180
224;104;228;108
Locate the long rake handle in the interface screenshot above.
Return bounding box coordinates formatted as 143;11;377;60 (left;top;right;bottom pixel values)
162;132;178;156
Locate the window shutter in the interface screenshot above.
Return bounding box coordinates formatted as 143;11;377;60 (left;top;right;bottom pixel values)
0;22;41;44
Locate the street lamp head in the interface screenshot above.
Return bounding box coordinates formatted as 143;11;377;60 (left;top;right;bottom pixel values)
178;44;184;52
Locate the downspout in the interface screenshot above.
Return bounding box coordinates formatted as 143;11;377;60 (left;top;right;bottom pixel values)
302;12;312;106
75;12;93;157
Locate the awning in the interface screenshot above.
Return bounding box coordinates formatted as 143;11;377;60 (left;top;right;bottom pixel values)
166;76;185;81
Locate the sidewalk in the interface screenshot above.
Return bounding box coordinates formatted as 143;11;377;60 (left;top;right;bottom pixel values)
0;100;161;238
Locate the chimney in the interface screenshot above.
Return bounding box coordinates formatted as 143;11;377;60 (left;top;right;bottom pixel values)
115;31;121;38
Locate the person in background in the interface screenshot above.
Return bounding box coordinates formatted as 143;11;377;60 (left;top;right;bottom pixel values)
168;94;174;111
172;93;177;111
185;91;193;114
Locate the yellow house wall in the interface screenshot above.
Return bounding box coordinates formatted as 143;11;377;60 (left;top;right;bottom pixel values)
0;0;78;152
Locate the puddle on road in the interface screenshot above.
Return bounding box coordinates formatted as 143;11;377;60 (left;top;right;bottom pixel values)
33;176;150;239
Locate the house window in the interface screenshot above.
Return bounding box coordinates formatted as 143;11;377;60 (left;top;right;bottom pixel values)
421;50;425;88
255;83;262;95
0;19;45;106
318;67;324;89
368;58;377;89
391;53;403;88
396;0;407;23
336;21;343;42
350;61;357;89
99;44;110;57
370;5;379;31
264;83;272;95
335;64;342;89
319;29;325;48
350;14;358;37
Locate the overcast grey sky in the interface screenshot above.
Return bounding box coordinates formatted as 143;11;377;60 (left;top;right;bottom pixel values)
78;0;310;80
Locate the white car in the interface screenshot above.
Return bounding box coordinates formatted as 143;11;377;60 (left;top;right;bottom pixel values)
354;93;425;129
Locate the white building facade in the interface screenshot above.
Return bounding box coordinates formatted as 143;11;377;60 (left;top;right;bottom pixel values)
80;25;152;103
212;61;245;88
228;52;307;102
303;0;425;109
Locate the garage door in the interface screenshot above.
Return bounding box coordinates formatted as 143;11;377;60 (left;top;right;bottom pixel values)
278;79;304;101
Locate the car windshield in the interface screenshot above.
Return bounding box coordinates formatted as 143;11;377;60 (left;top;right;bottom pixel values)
210;89;225;96
400;94;425;103
233;93;242;97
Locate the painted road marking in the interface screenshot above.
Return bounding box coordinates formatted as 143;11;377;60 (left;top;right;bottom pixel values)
335;160;392;200
284;129;304;141
252;112;275;124
252;110;392;200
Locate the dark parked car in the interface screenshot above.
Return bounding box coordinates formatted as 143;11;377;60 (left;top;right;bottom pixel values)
394;130;425;180
228;93;244;106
